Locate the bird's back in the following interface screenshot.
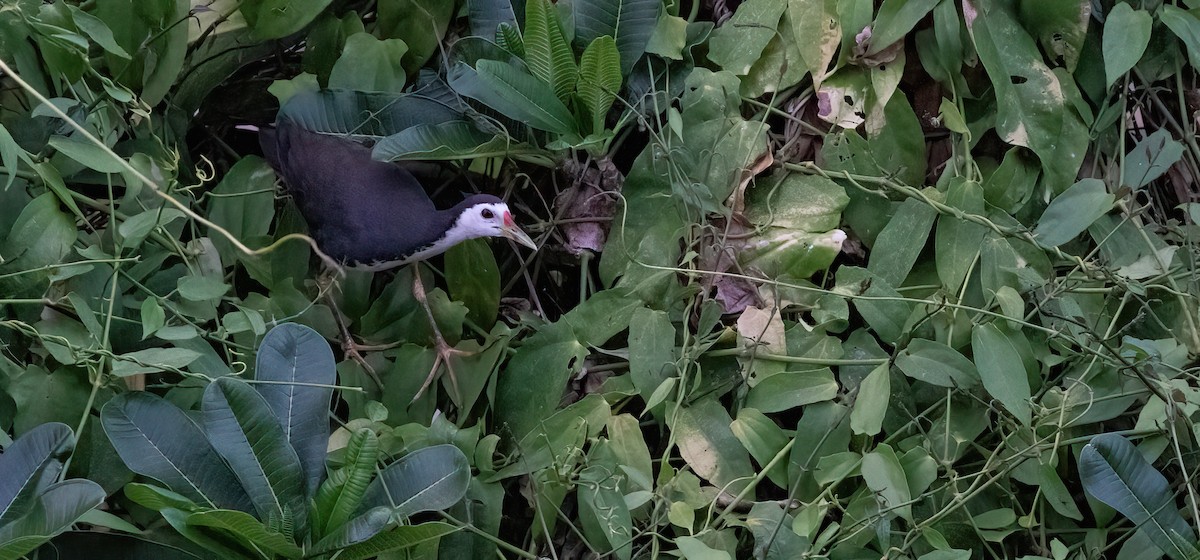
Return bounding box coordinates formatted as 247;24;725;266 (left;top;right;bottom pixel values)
260;121;444;265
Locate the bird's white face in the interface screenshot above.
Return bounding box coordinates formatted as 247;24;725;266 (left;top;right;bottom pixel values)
454;202;515;240
443;202;538;250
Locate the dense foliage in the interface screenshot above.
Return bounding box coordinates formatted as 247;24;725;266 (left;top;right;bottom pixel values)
2;0;1200;558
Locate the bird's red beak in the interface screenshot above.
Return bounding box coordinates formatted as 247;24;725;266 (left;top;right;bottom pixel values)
501;211;538;250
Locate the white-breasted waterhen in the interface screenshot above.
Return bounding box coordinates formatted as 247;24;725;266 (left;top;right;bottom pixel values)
260;118;538;398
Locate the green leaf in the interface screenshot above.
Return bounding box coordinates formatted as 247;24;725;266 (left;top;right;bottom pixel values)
186;509;302;559
645;13;688;60
868;0;939;55
493;321;588;441
373;121;541;161
672;397;755;496
934;179;987;292
254;323;336;499
895;339;979;389
707;0;787;75
1102;4;1151;87
328;32;409;93
449;60;578;134
208;156;277;258
177;275;230;302
0;422;73;526
243;0;335;40
310;507;391;554
376;0;454;74
1123;129;1185;190
577;462;633;559
444;238;501;328
335;522;458;560
862;443;912;522
730;409;790;489
628;307;676;406
466;0;517;38
110;348;202;377
571;0;659;75
496;22;525;57
0;125;24;191
124;483;201;513
0;479;104;560
47;135;124;173
1080;433;1198;559
1032;178;1114;247
277;90;461;138
358;444;470;516
1162;5;1200;72
314;429;379;538
788;0;840;85
68;6;130;58
203;377;307;529
102;394;252;511
745;368;839;412
577;35;622;134
119;208;185;250
523;0;577;100
971;323;1032;425
970;2;1087;191
867;198;937;287
850;363;889;436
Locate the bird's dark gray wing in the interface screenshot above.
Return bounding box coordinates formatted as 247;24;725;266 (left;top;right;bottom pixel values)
261;120;446;264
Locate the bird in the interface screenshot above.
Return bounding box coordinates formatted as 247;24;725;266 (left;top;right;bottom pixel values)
259;118;538;398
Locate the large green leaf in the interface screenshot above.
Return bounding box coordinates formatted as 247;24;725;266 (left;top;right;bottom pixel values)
868;0;939;55
449;60;578;134
1032;178;1114;248
277;90;462;138
971;323;1031;425
1123;129;1185;190
969;1;1087;192
1080;433;1198;559
29;531;208;560
202;377;307;528
577;35;622;134
0;193;75;298
328;32;409;92
101;393;252;512
493;321;589;441
867;198;937;287
523;0;577;100
1102;3;1151;88
242;0;335;40
185;509;302;559
895;339;979;389
466;0;517;38
377;0;454;74
0;422;72;526
358;445;470;516
862;444;912;522
672;397;755;496
208;156;277;259
0;479;105;560
310;507;391;554
444;238;501;329
254;323;335;499
934;179;988;293
707;0;786;75
313;429;379;538
336;522;458;560
571;0;660;75
373;121;545;161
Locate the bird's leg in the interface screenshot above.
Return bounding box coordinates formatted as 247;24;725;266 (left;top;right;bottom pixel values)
317;269;386;390
410;264;469;403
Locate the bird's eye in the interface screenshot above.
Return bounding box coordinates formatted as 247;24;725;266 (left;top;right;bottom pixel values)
481;209;494;219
